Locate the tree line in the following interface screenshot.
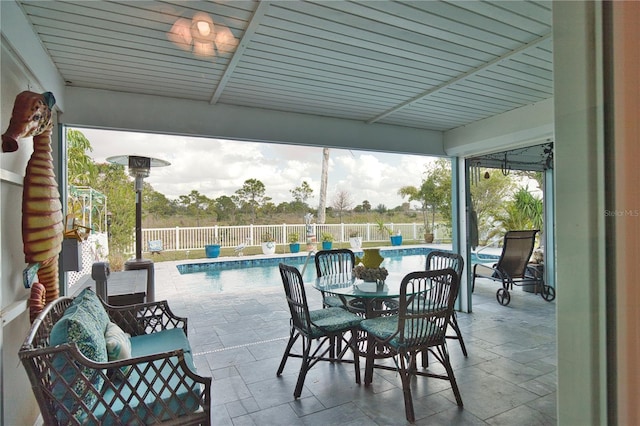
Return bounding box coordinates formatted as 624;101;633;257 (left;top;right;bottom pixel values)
67;129;544;258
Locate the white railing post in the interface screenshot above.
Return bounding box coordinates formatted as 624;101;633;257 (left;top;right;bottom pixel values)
282;223;287;245
175;226;180;250
340;223;345;242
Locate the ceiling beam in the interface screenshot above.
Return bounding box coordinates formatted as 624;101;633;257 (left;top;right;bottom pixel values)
367;32;552;125
64;87;444;156
444;97;553;157
209;1;271;104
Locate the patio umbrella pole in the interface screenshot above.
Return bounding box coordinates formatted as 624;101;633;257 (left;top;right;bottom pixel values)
134;180;143;260
107;155;170;303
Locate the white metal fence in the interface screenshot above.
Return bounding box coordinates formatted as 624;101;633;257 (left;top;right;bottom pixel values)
138;222;451;252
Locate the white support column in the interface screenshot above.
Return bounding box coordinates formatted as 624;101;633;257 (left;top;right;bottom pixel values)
554;1;608;424
454;157;470;313
543;169;555;288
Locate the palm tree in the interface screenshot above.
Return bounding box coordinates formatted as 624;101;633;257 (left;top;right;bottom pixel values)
487;186;543;241
67;129;97;185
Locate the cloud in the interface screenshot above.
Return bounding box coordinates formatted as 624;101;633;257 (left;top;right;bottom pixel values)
74;128;435;208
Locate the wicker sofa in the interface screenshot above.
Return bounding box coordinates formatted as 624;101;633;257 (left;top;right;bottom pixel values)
18;288;211;425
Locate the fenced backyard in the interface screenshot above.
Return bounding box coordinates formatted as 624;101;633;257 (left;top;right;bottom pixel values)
139;222;451;253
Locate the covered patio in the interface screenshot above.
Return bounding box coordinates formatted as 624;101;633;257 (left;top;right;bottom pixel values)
153;258;556;425
2;1;638;425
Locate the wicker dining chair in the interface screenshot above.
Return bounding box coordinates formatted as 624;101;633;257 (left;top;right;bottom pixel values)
314;249;356;308
426;250;467;358
276;263;362;398
360;269;463;423
315;249;361;359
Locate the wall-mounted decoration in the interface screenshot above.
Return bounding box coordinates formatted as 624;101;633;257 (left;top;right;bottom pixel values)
2;91;63;307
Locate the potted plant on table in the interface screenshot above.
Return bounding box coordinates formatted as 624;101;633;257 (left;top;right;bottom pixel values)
288;232;300;253
261;232;276;255
321;232;334;250
348;229;362;249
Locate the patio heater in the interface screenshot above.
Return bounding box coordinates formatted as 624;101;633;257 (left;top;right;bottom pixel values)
106;155;170;302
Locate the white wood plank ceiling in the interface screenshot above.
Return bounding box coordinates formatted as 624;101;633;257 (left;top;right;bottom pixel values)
17;0;553;133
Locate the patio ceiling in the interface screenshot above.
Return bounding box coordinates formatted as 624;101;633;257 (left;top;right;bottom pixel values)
16;0;553;134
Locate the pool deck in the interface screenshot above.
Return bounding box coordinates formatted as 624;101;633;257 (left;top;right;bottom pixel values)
151;244;556;425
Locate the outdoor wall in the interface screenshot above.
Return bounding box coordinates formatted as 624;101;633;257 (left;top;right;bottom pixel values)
610;2;640;423
0;43;52;426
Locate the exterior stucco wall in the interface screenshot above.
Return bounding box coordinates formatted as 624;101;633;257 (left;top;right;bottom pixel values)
0;43;59;426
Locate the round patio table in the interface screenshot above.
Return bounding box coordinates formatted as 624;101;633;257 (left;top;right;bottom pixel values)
313;272;409;318
312;271;423;361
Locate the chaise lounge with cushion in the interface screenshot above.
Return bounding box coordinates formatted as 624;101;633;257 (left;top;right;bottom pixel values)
19;288;211;425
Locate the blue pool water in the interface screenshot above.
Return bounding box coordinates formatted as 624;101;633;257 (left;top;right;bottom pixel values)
177;248;499;294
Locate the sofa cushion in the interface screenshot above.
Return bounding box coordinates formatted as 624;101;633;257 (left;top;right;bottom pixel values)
130;328;192;357
96;352;203;424
105;322;132;374
50;296;109;422
71;287;110;332
105;322;131;361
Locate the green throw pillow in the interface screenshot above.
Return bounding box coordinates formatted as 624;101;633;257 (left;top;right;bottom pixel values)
50;302;108;422
71;287;110;332
105;322;132;373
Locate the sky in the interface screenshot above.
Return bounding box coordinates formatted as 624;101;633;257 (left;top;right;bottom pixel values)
75;128;435;209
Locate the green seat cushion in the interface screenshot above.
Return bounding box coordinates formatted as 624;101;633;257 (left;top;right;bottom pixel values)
95;352;203;424
360;315;398;341
360;315;444;349
307;307;362;338
130;328;192;357
323;295;345;308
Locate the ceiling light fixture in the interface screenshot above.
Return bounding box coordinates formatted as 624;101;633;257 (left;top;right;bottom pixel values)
191;12;214;42
196;19;212;37
168;11;237;59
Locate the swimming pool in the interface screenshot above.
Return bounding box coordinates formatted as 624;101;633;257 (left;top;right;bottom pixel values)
177;248;499;294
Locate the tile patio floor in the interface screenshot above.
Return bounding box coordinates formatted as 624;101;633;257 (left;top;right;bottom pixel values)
153;258;556;425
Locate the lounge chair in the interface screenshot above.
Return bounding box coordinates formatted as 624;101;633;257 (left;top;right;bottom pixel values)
472;230;555;306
